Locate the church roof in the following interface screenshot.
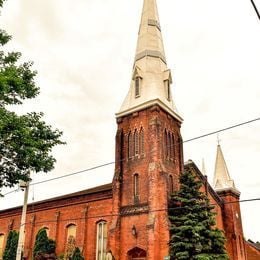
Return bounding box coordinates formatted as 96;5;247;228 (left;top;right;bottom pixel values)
213;144;240;194
0;183;112;215
116;0;182;122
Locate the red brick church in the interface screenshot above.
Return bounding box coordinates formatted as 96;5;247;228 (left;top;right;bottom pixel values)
0;0;259;259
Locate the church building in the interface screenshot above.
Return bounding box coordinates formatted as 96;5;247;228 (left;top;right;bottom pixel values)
0;0;259;259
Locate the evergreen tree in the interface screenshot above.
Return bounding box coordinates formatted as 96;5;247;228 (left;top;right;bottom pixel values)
0;0;64;194
33;228;56;259
72;247;84;260
3;230;18;260
168;170;228;260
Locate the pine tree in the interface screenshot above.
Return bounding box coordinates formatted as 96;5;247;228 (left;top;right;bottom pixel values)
72;247;84;260
168;170;229;260
3;230;18;260
33;228;56;259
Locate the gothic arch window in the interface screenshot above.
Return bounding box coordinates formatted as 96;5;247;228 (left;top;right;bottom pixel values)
0;233;4;259
133;173;140;203
139;128;144;155
168;132;172;159
128;132;133;158
165;80;171;101
171;133;175;160
164;130;168;159
178;136;183;171
96;221;107;260
134;130;139;156
135;77;141;98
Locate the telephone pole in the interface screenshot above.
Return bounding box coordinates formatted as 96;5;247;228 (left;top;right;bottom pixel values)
16;179;30;260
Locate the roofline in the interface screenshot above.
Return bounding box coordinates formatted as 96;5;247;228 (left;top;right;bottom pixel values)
0;183;112;214
184;160;224;207
246;239;260;251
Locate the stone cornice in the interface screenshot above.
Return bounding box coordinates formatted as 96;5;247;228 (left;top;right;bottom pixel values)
116;98;183;123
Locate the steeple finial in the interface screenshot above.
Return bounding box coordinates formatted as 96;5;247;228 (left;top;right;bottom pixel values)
116;0;182;122
213;144;239;192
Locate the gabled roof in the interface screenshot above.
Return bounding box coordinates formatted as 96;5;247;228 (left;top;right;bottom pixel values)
0;183;112;216
184;160;223;207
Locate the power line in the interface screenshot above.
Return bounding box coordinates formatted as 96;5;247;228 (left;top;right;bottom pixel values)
250;0;260;20
183;117;260;143
2;117;260;197
14;197;260;226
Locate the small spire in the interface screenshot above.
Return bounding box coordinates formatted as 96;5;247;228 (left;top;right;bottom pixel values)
213;144;239;192
201;158;207;176
116;0;182;122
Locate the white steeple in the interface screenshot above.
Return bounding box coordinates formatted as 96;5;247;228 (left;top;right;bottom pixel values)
213;144;239;193
116;0;182;121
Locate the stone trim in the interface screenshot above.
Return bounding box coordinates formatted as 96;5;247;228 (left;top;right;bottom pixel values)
120;204;149;216
135;50;166;64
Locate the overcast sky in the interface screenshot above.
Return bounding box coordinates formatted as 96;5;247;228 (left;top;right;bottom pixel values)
1;0;260;241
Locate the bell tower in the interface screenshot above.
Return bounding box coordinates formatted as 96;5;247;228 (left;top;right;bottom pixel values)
213;144;246;260
109;0;183;259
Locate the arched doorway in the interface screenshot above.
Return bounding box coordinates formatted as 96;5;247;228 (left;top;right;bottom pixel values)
127;247;147;260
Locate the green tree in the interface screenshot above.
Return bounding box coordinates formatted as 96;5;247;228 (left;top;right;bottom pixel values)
0;0;64;193
3;230;18;260
33;228;56;259
72;247;84;260
168;170;229;260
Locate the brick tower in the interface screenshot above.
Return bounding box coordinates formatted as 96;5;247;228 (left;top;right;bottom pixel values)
108;0;183;259
213;144;246;260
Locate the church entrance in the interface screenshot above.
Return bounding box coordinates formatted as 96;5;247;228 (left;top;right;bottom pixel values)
127;247;147;260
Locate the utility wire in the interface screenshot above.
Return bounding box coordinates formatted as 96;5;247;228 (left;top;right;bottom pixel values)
2;117;260;197
15;197;260;226
250;0;260;20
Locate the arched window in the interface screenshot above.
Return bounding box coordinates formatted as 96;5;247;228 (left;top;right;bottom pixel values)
128;132;133;158
64;225;76;259
135;77;141;97
178;136;183;171
169;175;173;194
134;130;139;156
96;221;107;260
165;80;171;101
67;224;76;239
133;174;139;203
0;234;4;259
168;133;172;159
139;128;144;155
164;130;168;158
171;133;175;160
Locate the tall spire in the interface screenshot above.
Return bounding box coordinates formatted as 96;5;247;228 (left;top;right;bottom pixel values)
116;0;182;121
213;144;239;192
